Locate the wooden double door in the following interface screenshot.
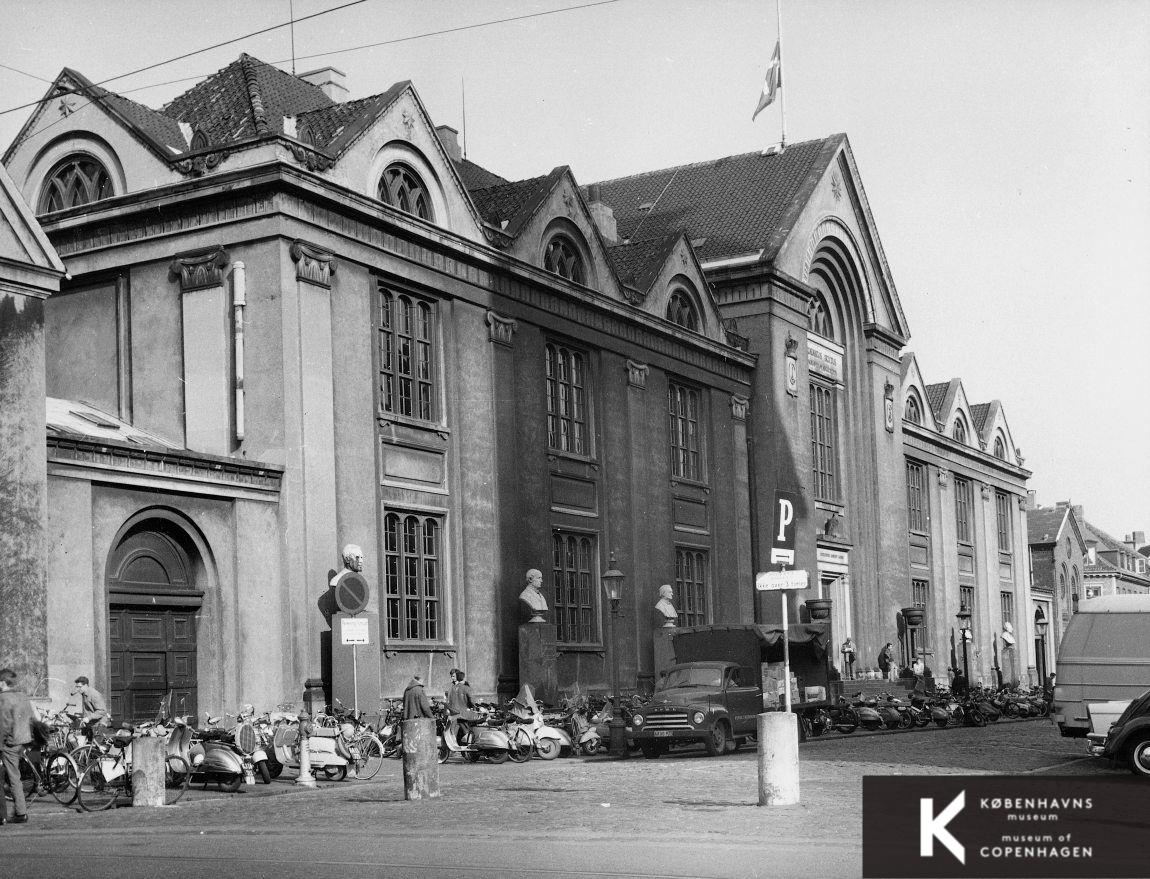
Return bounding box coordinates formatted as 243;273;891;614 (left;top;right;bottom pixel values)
108;606;198;723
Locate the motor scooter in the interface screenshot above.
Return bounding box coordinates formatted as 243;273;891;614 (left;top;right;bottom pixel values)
271;718;356;781
437;706;517;764
233;705;275;783
167;717;247;792
507;685;568;759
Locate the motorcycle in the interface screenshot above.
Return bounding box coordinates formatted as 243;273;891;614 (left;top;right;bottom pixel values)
825;700;860;734
548;697;602;756
849;695;885;732
877;696;912;730
167;717;248;792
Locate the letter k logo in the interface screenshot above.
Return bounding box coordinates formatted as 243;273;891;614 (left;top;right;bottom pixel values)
920;792;965;864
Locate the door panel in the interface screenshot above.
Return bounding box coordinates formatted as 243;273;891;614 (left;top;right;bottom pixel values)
109;607;198;723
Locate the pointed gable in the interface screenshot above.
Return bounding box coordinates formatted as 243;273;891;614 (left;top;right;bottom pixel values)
0;162;65;291
899;353;937;430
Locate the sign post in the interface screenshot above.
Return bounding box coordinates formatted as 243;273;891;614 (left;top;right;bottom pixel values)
334;572;372;717
755;568;809;712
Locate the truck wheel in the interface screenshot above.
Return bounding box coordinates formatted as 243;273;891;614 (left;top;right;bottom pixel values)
1129;737;1150;777
639;741;663;759
704;721;729;757
835;709;859;734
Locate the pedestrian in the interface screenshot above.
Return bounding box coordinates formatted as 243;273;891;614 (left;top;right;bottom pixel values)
840;637;857;680
403;675;433;720
0;668;36;825
445;668;477;743
66;676;110;728
877;642;894;679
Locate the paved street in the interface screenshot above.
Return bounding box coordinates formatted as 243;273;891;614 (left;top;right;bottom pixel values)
0;718;1122;879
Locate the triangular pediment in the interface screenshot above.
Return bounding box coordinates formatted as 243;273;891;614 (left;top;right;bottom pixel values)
976;399;1023;467
773;136;909;342
0;162;65;290
899;352;939;430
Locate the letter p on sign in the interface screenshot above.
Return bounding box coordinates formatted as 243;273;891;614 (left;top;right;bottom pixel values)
770;490;799;565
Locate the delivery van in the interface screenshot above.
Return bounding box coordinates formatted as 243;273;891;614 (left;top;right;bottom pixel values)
1053;594;1150;737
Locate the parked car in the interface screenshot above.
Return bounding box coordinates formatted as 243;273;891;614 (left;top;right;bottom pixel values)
1097;687;1150;778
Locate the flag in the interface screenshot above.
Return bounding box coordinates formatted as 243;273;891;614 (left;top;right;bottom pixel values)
752;40;782;120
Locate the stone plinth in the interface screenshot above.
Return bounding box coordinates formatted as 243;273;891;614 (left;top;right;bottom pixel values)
332;611;381;717
518;623;558;706
653;628;676;678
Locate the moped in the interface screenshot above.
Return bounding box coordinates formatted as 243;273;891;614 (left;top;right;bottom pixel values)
506;685;568;759
167;717;247;792
436;706;517;764
271;717;356;781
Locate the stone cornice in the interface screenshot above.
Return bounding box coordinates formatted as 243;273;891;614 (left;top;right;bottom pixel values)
903;422;1032;485
39;161;755;387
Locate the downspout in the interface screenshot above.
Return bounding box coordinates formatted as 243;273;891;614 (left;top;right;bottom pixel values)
233;261;246;443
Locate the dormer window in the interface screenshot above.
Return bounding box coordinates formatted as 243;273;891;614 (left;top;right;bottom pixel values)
993;435;1007;460
543;234;585;285
190;129;210;151
39;155;112;213
904;393;922;425
666;288;700;331
378;162;433;221
952;417;967;445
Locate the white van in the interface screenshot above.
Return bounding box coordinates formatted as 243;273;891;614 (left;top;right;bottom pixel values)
1053;594;1150;737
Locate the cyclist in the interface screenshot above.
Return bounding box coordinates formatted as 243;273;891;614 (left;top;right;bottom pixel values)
66;676;110;730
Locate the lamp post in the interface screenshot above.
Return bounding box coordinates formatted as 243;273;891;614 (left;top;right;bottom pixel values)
956;604;972;684
1035;614;1049;685
601;553;627;759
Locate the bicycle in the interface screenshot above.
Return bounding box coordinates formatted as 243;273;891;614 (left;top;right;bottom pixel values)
4;746;80;808
77;728;191;811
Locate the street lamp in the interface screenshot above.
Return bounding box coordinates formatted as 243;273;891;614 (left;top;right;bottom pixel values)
601;552;627;759
956;604;972;684
1035;613;1049;685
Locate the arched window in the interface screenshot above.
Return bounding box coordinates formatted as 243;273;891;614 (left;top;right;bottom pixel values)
543;234;585;285
993;435;1006;460
39;154;113;213
377;162;433;220
666;288;700;331
807;294;834;339
952;417;967;445
904;393;922;425
190;129;210;151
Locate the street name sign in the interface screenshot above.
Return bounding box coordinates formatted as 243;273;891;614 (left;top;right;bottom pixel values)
755;570;809;591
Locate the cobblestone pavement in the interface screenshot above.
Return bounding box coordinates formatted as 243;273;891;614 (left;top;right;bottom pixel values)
1;717;1125;879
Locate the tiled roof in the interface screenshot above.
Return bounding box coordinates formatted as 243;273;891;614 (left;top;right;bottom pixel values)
296;82;408;155
469;173;553;230
607;235;678;293
46;397;178;450
969;402;991;434
1082;520;1130;555
455;158;507;191
589;136;839;263
1027;506;1067;544
164;54;333;146
1083;555;1150;584
924;382;949;416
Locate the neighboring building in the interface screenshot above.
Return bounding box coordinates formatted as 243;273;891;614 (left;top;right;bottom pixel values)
1081;522;1150;600
2;55;1034;716
899;365;1033;685
1026;499;1089;682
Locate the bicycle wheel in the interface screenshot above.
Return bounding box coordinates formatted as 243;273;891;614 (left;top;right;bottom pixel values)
79;760;124;811
354;734;385;780
10;755;39;803
69;743;101;774
507;728;531;763
45;750;80;806
164;755;190;805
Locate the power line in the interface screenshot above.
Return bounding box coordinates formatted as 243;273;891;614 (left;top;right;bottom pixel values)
0;62;53;84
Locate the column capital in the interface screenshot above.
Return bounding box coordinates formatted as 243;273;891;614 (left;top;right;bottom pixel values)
168;244;229;292
290;239;336;288
625;359;649;389
730;394;749;420
485;310;517;346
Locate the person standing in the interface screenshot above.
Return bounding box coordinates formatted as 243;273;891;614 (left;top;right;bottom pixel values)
445;668;477;744
66;676;110;728
0;668;36;824
840;637;857;680
402;675;433;720
877;642;894;679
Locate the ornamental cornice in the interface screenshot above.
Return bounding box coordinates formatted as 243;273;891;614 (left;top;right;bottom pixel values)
174;150;228;177
168;244;229;292
290;239;336;287
485;310;517;346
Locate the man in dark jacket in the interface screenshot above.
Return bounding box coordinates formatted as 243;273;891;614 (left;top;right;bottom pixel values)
445;668;477;743
403;676;433;720
0;668;35;824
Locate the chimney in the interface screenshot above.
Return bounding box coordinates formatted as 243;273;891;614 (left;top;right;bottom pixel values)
299;66;348;102
436;125;462;163
586;183;618;244
1026;490;1037;510
1125;531;1146;549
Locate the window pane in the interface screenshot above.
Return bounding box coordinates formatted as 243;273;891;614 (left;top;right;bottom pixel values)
552;532;597;644
382;510;447;642
378;284;436;422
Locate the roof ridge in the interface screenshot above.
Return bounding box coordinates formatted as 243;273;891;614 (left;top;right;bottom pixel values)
590;135;836;187
239;55;270;136
163;55;246;112
469;172;551;195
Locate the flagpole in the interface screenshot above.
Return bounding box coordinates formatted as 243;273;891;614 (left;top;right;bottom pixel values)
776;0;787;147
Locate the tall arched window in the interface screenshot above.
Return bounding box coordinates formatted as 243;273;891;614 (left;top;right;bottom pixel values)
378;162;433;220
807;294;834;339
993;435;1007;460
952;417;967;445
666;288;700;331
39;154;113;213
904;393;922;425
543;234;585;285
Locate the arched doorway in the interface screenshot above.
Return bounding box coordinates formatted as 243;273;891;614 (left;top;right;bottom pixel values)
106;519;203;722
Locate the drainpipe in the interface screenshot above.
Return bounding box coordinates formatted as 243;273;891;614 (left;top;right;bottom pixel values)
233;261;246;443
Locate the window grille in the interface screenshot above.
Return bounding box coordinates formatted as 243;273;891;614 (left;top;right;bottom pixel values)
906;460;928;532
810;383;838;501
666;289;700;331
668;382;703;481
552;532;597;644
543;234;585;284
545;343;590;455
675;548;709;627
39;155;113;213
378;163;433;220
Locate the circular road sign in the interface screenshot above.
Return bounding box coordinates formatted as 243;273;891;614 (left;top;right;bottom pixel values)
334;572;370;615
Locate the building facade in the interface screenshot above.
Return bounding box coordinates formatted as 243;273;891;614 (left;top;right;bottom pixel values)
1026;500;1089;682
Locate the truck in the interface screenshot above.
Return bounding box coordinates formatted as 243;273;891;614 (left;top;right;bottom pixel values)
631;619;837;758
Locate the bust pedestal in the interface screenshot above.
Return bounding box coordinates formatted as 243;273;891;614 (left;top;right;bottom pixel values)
652;628;676;678
518;623;558;707
332;611;381;716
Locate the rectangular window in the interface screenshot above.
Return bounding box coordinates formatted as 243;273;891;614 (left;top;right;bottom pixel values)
995;491;1012;552
960;584;975;617
546;343;590;455
1001;591;1014;625
912;579;931;651
378;285;436;421
668;382;703;481
383;511;443;641
954;477;972;543
675;547;709;627
810;382;838;501
906;461;927;532
552;531;597;644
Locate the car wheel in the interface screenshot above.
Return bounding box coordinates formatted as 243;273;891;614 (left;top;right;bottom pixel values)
704;721;729;757
536;738;561;761
1129;737;1150;777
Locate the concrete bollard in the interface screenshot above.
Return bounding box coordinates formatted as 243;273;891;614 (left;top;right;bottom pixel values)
401;718;440;800
757;711;800;806
131;736;168;807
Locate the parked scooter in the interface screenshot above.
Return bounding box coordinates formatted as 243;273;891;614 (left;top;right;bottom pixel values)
271;716;356;781
849;695;886;732
436;704;518;764
549;697;602;756
167;717;248;792
506;685;568;759
233;705;274;783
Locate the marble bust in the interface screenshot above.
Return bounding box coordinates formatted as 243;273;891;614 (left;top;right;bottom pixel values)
519;568;548;623
330;543;364;587
655;584;678;628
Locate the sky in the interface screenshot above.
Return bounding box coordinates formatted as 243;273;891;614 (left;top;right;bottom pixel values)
3;0;1148;542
